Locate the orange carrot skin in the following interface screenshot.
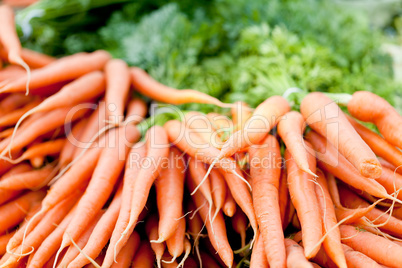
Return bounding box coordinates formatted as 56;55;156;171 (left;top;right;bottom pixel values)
249;233;269;268
285;238;314;268
166;216;185;258
19;48;55;68
342;244;382;268
0;165;54;190
285;145;322;259
315;170;347;268
340;225;402;267
62;125;139;244
347;115;402;169
232;101;252;132
232;209;248;248
105;59;130;124
110;231;140;268
0;231;15;255
145;214;165;265
0;100;40;127
131;241;155;268
0;190;45;234
249;134;286;268
305;131;389;199
102;143;146;268
0;5;22;64
348;91;402;150
67;186;123;268
222;188;237;217
130;67;226;107
187;175;233;267
210;168;226;213
125;97;147;124
375;166;402;200
155;147;185;241
221;96;290;157
301;92;381;178
60;118;87;167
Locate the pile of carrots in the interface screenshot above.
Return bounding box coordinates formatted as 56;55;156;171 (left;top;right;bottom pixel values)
2;3;402;268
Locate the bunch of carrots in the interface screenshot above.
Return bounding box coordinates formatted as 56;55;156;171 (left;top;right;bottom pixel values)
2;3;402;268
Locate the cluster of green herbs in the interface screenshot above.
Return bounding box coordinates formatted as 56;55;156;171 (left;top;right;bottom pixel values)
17;0;401;112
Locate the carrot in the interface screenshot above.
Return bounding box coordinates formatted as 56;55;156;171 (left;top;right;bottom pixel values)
124;98;147;124
222;189;237;217
58;211;104;268
146;215;165;268
85;252;105;268
130;67;232;108
340;225;402;267
339;185;402;238
285;238;314;268
154;147;185;242
27;204;77;268
0;164;54;190
285;144;322;259
199;251;221;268
0;231;15;256
187;175;233;267
67;185;123;268
0;93;33;116
208;96;289;175
165;217;185;262
278;169;290;230
232;101;252;132
0;100;40;127
342;243;383;268
164;120;247;185
110;231;140;268
220;165;259;246
17;48;55;68
60;119;87;167
0;65;24;83
347;115;402;170
314;170;347;268
105;59;130;125
0;5;31;95
184;112;218;148
325;173;341;208
232;209;248;249
301;92;381;178
375;166;402;200
2;191;79;267
56;125;139;260
101;143;146;268
305;131;391;200
114;126;169;260
6;138;65;164
131;241;155;268
0;50;110;94
0;106;88;157
378;158;402;176
1;162;31;177
249;134;285;267
249;233;269;268
206;112;233;143
0;190;45;235
278;111;315;176
210;168;226;218
347;91;402;150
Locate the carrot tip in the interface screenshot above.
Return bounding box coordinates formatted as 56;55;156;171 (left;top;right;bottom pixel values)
304;168;318;177
150;237;165;243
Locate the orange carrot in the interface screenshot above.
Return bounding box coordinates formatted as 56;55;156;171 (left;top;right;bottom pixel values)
0;231;15;255
340;225;402;267
278;111;315;176
301;92;381;178
131;241;155;268
110;231;140;268
146;215;165;268
285;238;314;268
155;147;185;242
325;173;341;208
1;162;31;177
375;166;402;200
199;251;221;268
130;67;232;108
348;91;402;150
187;175;233;267
165;216;185;262
278;169;289;230
347;115;402;170
0;65;24;83
0;93;33;116
249;134;285;267
232;209;248;249
102;143;146;268
0;50;110;94
56;125;139;259
0;5;31;95
114;126;169;261
305;131;391;200
0;190;45;234
59;119;87;167
378;158;402;176
0;100;40;127
124;98;147;124
206;112;233;144
105;59;130;125
232;101;252;132
249;233;269;268
0;164;54;190
285;144;322;259
67;186;123;268
222;189;237;217
210;168;226;217
342;243;382;268
18;48;55;68
315;170;347;268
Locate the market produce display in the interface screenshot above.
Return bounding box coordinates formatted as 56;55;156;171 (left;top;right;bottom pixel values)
1;1;402;268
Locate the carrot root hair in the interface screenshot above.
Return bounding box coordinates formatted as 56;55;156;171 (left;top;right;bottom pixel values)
66;232;101;268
